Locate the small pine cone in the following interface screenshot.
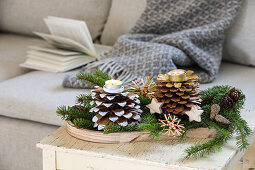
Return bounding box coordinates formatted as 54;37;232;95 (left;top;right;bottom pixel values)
210;104;220;120
229;88;241;102
220;96;233;108
215;114;231;124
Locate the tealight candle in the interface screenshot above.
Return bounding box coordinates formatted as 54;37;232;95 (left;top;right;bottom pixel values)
168;69;186;76
167;69;187;82
106;80;123;86
104;79;124;93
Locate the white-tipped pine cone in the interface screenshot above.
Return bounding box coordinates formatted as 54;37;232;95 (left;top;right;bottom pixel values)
90;87;142;130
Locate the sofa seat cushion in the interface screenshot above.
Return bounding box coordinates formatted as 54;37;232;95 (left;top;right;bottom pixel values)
0;33;47;82
0;71;86;126
0;62;254;126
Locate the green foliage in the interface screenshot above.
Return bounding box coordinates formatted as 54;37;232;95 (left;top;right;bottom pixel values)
73;118;94;130
76;69;112;87
94;69;112;81
76;94;93;108
56;105;96;129
185;129;232;159
104;123;138;133
185;85;250;158
139;95;152;106
138;113;162;138
200;85;231;105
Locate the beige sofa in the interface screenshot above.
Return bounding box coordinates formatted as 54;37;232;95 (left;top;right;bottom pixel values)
0;0;255;170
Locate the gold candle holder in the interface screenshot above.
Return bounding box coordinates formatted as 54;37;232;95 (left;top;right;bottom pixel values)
157;69;197;82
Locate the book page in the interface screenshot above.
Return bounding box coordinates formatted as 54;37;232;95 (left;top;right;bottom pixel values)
28;46;82;56
34;32;98;59
20;56;95;72
45;16;97;57
27;50;87;62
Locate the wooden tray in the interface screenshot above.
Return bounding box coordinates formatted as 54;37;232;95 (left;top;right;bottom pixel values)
66;121;216;144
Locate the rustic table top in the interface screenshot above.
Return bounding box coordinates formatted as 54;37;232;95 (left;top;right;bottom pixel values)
37;109;255;170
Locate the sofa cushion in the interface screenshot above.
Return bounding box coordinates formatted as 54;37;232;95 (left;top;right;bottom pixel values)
0;0;111;40
101;0;147;45
0;115;58;170
0;62;254;126
0;33;47;82
223;0;255;67
0;33;112;82
0;44;111;126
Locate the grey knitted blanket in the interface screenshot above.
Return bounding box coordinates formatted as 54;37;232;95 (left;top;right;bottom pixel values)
63;0;242;89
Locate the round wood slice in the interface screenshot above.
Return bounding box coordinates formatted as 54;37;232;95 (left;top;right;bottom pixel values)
66;121;216;144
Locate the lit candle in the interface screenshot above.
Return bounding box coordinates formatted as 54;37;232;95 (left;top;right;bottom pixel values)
168;69;186;76
104;79;124;93
167;69;187;82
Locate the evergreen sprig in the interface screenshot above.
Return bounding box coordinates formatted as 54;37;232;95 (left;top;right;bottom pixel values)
184;85;250;158
77;72;106;87
56;105;96;128
76;94;94;108
94;69;112;81
73;118;94;129
185;129;232;159
76;70;112;87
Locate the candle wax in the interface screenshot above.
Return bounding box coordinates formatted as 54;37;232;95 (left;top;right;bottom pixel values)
106;80;123;86
168;69;186;76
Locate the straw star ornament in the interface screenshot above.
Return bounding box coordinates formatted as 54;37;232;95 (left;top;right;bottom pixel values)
159;114;185;137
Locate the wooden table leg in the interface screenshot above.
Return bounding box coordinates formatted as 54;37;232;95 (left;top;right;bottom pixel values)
42;149;56;170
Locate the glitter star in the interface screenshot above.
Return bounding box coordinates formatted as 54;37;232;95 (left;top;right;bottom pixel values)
146;98;164;114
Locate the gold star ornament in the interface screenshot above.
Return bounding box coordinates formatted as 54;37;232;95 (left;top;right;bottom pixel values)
146;98;164;114
185;105;203;122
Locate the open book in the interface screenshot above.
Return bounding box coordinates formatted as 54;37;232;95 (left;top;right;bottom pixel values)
20;16;98;72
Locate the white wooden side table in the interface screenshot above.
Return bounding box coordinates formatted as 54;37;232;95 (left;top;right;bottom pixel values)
37;110;255;170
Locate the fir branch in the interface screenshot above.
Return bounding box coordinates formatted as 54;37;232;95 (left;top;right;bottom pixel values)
56;105;69;120
185;128;231;159
139;96;151;106
138;113;162;138
104;123;138;133
73;118;94;129
200;85;231;105
76;94;94;108
56;105;96;123
68;106;96;120
219;89;251;151
77;72;106;87
94;69;112;81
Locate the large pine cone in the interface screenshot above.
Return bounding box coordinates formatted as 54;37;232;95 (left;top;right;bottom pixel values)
220;96;233;108
90;87;142;130
155;80;201;115
229;88;241;102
